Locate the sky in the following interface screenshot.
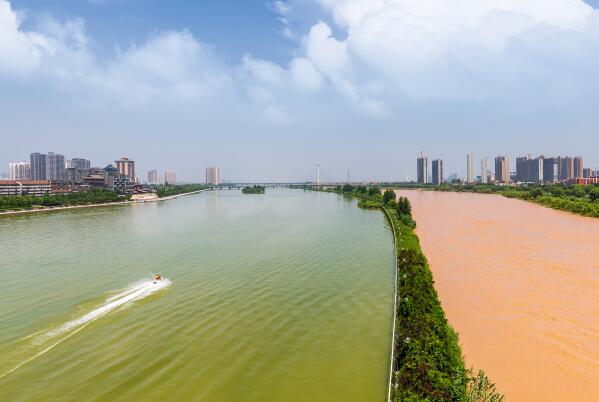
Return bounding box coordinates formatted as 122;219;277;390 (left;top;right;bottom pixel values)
1;0;599;182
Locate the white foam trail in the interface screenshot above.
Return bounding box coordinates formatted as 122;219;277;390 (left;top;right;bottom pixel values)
0;278;171;379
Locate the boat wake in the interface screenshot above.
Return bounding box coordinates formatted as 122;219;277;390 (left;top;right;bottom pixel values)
0;278;171;379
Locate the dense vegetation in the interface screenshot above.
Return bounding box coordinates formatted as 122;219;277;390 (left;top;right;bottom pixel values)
391;183;599;218
303;184;503;402
153;184;207;198
0;189;128;212
242;185;266;194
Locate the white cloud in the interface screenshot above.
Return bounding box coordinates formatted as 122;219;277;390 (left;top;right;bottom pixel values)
290;57;322;90
309;0;599;101
2;0;599;119
0;1;42;74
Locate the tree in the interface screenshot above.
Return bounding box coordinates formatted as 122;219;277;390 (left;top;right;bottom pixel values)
367;186;381;196
590;187;599;202
383;189;396;204
342;184;354;193
396;197;412;217
530;188;543;198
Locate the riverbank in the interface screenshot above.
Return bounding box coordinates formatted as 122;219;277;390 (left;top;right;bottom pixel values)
301;185;503;401
388;183;599;218
0;189;207;217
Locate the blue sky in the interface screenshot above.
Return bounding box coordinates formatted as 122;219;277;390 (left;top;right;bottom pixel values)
1;0;599;182
12;0;298;63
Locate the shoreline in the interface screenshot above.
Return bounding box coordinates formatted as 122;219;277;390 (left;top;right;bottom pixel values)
381;206;399;402
387;185;598;219
0;189;207;217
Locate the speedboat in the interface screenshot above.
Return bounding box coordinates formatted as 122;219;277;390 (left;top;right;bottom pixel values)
152;274;163;283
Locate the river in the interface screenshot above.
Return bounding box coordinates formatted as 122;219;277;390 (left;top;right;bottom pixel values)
0;189;395;402
395;189;599;402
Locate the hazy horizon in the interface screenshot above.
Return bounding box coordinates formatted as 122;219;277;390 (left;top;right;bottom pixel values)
2;0;599;182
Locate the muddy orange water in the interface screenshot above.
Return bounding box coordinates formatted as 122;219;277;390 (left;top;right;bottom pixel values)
395;190;599;402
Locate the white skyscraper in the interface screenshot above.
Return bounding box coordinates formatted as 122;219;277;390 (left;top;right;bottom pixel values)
164;170;177;185
147;170;158;185
480;157;488;183
9;162;31;180
467;154;474;183
206;167;220;185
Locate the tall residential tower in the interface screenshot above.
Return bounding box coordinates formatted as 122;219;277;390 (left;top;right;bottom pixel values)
164;171;177;185
206;167;220;185
147;170;158;185
466;154;474;183
495;156;510;183
30;152;47;180
115;157;135;181
417;152;428;184
480;157;488;183
9;162;31;180
432;159;443;185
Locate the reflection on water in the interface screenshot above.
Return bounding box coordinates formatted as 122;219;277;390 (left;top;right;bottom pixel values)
395;190;599;402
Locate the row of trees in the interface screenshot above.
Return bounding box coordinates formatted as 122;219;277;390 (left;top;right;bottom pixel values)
153;184;207;198
0;189;127;211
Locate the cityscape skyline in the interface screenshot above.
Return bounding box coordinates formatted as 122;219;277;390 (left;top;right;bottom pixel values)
2;0;599;181
4;149;599;185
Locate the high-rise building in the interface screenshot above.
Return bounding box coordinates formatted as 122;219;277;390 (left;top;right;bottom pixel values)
516;156;530;182
104;165;117;189
516;155;543;183
206;167;220;185
495;156;510;183
416;152;428;184
46;152;65;183
9;162;31;180
573;156;583;179
480;157;488;183
115;157;135;181
559;157;574;181
583;168;592;178
543;157;559;182
148;170;158;185
530;156;543;183
432;159;443;185
66;158;91;170
466;154;474;183
30;152;47;180
164;171;177;185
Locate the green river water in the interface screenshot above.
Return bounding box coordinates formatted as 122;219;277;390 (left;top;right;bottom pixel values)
0;189;394;402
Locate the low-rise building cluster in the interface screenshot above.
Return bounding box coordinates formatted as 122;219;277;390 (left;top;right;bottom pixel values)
2;153;150;196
